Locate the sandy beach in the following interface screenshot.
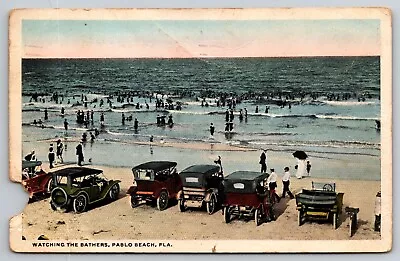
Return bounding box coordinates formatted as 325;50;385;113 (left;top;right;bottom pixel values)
21;162;381;241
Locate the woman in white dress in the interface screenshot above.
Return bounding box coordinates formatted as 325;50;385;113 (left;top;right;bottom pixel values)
295;159;306;179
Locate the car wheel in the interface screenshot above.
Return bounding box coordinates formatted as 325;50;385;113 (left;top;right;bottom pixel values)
73;194;88;213
130;195;139;208
179;199;186;212
108;184;120;201
255;207;263;226
206;194;216;215
157;190;169;211
50;201;57;211
298;211;303;226
333;213;338;230
224;206;230;223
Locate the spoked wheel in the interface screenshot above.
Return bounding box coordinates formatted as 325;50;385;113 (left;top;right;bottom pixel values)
179;199;186;212
206;194;216;215
323;184;334;192
224;206;231;223
73;194;87;214
333;213;338;229
130;195;139;208
108;184;120;201
255;207;263;226
298;211;303;226
157;190;169;211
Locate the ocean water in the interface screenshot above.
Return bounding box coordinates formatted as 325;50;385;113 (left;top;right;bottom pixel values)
21;57;381;179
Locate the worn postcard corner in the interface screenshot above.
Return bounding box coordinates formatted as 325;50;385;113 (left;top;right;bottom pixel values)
9;7;392;253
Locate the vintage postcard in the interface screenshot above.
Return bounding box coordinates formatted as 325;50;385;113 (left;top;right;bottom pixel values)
9;8;392;253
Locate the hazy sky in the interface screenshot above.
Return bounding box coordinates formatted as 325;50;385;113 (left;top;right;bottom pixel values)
22;19;380;58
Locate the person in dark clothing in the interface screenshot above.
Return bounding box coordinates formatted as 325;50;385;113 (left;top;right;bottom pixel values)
225;122;229;132
122;113;125;125
44;108;48;120
255;105;259;113
167;115;173;127
281;167;294;199
94;128;100;136
134;118;139;130
100;113;105;126
209;123;215;136
225;110;229;122
259;150;267;173
90;132;95;143
61;107;65;116
48;146;55;169
56;139;63;164
82;132;87;142
76;142;84;166
214;156;223;175
306;161;311;176
229;109;234;122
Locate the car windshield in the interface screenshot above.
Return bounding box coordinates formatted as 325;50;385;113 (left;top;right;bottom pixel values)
134;169;154;181
56;176;68;186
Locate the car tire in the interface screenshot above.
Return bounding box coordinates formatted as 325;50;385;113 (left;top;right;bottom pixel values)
206;194;216;215
157;190;169;211
108;183;120;201
50;201;57;211
130;195;139;208
73;194;88;214
255;207;263;226
179;199;186;212
224;206;230;223
298;211;303;226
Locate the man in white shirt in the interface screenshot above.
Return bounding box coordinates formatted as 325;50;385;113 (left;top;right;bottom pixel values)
281;167;294;199
266;168;280;203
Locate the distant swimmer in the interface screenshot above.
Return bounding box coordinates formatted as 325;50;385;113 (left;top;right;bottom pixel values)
375;120;381;131
225;110;229;122
122;113;125;125
90;132;95;143
265;106;269;114
167;115;174;127
229;109;234;122
244;108;248;118
239;109;243;121
63;119;68;131
61;107;65;116
134;118;139;130
255;105;259;113
210;123;215;136
100;113;105;126
44;108;48;121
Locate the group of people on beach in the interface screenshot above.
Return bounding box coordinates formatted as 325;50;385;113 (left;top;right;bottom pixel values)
259;149;312;201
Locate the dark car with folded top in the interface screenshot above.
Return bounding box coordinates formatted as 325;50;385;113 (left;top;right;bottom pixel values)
178;164;223;214
127;161;182;211
223;171;276;226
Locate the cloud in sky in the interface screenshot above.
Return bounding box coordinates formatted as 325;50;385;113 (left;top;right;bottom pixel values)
22;20;380;58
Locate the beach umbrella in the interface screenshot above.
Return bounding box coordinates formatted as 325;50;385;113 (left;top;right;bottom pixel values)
293;151;308;160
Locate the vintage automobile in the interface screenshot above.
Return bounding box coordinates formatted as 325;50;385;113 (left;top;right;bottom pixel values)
296;181;344;229
222;171;275;226
128;161;182;211
22;160;53;198
49;167;121;213
178;164;223;214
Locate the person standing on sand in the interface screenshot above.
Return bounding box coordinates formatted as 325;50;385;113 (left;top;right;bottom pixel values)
259;149;267;173
306;161;311;176
295;158;306;179
56;139;64;164
281;167;294;199
214;156;223;175
209;123;215;136
76;141;84;166
48;146;55;169
266;168;280;203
